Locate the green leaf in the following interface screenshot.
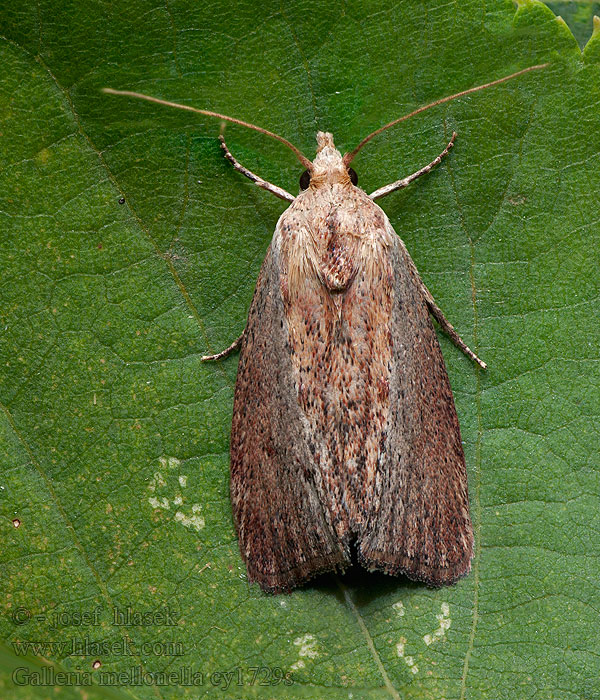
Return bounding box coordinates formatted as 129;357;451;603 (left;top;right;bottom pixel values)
545;1;600;48
1;1;598;698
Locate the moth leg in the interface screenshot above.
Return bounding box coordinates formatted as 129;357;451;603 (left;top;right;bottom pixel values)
219;135;295;202
394;235;486;368
201;332;243;362
369;132;457;200
423;287;487;369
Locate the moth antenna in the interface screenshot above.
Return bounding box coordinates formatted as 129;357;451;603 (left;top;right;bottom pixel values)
343;63;550;166
102;88;313;170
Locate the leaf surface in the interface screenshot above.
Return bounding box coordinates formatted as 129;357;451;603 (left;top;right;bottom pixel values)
1;1;599;698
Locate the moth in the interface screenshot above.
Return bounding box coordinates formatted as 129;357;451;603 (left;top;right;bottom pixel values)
105;63;547;593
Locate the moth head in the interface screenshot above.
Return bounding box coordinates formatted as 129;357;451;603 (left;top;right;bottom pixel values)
300;132;358;190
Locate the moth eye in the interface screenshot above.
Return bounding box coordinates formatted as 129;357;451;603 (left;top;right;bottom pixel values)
299;170;311;190
348;168;358;186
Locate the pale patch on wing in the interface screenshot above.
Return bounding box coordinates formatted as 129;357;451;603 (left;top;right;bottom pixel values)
287;232;319;297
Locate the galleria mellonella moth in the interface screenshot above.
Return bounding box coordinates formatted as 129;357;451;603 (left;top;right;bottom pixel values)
105;62;548;593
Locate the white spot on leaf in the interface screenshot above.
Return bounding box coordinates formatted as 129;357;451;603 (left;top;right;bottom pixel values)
148;497;169;509
423;602;451;646
147;457;204;531
396;636;418;674
148;472;166;492
290;633;318;671
391;599;417;672
174;510;205;531
158;456;180;470
392;600;405;616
